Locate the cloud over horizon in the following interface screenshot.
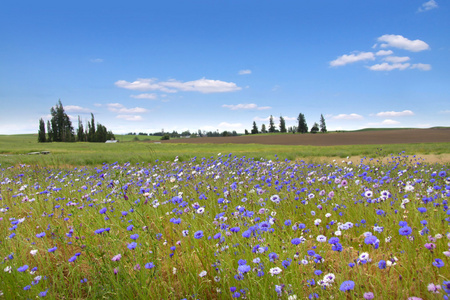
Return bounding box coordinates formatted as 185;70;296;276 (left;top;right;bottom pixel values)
331;113;364;120
115;78;242;94
375;110;414;117
222;103;271;110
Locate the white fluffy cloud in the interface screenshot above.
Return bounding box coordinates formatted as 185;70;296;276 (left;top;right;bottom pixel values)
90;58;104;63
384;56;410;63
368;63;411;71
130;93;158;100
238;69;252;75
115;78;241;94
331;114;364;120
332;35;431;71
368;119;400;126
418;0;438;12
218;122;242;128
375;110;414;117
368;62;431;71
116;115;143;121
330;52;375;67
107;103;148;114
222;103;271;110
64;105;92;113
377;34;430;52
376;50;393;56
411;63;432;71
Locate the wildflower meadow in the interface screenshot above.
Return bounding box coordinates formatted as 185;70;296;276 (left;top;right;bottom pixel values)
1;152;449;299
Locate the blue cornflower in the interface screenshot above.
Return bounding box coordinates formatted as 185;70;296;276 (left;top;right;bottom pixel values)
291;237;303;245
127;225;134;231
284;219;292;226
17;265;29;272
145;262;155;269
442;280;450;294
332;243;343;252
94;228;105;235
268;252;279;261
230;227;240;232
329;237;340;244
39;289;49;297
399;226;412;236
378;260;386;269
99;207;107;214
130;234;139;240
242;230;251;238
314;269;322;276
194;230;204;239
238;259;247;265
398;221;408;227
213;232;221;239
340;280;355;291
127;242;137;250
36;232;46;238
282;259;291;268
68;256;77;262
348;263;355;268
365;235;378;245
417;207;427;213
237;264;251;273
24;285;31;290
432;258;445;268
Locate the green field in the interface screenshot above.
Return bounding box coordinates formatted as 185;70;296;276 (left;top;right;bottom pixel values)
1;134;450;168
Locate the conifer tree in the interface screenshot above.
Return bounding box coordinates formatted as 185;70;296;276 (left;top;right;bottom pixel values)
268;115;276;133
297;113;308;133
38;118;46;143
49;100;74;142
279;116;287;133
320;114;327;133
261;124;267;133
77;116;85;142
251;121;259;134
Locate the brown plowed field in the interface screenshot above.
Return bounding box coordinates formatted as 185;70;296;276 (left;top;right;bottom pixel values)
159;128;450;146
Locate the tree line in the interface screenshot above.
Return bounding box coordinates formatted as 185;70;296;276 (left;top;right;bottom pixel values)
38;100;115;143
247;114;326;135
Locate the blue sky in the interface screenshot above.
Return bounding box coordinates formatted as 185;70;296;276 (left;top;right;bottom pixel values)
1;0;449;135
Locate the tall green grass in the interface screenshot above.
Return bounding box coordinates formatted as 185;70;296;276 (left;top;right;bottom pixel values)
1;135;449;167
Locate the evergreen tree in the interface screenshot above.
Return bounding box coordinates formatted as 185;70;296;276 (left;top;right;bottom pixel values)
46;120;53;142
310;122;319;133
297;113;308;133
279;116;287;133
320;114;327;133
251;121;259;134
244;129;249;135
268;115;276;133
88;113;96;142
49;100;74;142
261;124;267;133
77;116;85;142
38;118;46;143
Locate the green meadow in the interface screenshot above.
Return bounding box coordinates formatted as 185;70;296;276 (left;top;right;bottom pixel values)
1;134;450;168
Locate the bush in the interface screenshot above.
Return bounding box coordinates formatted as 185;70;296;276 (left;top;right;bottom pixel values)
161;134;170;140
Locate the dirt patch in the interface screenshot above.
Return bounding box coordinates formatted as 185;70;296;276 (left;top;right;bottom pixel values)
158;128;450;146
